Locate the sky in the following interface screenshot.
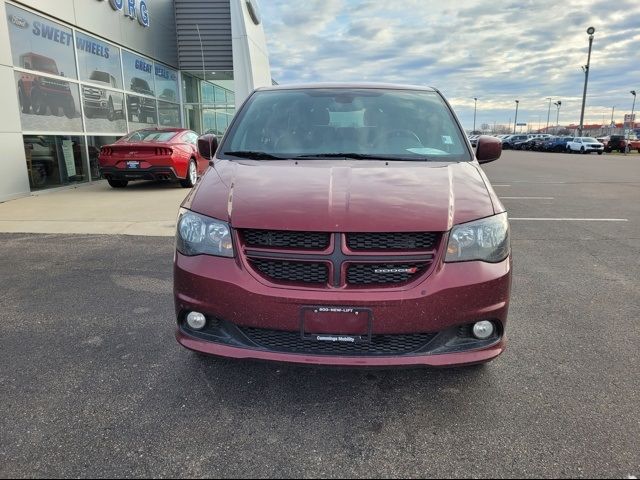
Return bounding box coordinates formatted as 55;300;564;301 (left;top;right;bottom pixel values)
259;0;640;132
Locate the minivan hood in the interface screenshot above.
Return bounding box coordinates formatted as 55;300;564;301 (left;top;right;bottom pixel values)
183;160;496;232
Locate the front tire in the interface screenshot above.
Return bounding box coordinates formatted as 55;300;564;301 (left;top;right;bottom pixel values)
180;159;197;188
19;87;31;114
107;98;115;121
63;102;75;119
107;178;128;188
31;91;47;115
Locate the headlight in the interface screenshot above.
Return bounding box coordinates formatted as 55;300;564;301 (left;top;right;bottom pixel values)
176;208;234;257
445;213;510;263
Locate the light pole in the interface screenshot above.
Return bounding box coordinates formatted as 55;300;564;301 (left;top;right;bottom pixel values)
610;106;615;135
625;90;636;154
578;27;595;137
554;101;562;132
473;97;478;133
546;97;552;132
513;100;519;134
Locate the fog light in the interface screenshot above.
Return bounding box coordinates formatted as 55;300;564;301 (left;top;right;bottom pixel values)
186;311;206;330
472;321;494;340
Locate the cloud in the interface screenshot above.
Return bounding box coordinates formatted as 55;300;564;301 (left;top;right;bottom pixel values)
259;0;640;129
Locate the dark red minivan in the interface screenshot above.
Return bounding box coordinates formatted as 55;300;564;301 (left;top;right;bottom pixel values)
173;84;511;367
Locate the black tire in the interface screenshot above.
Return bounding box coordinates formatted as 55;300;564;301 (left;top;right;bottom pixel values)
19;86;31;114
107;98;115;121
107;178;128;188
597;151;603;155
31;91;47;115
180;159;198;188
580;146;585;154
63;102;75;119
30;164;47;187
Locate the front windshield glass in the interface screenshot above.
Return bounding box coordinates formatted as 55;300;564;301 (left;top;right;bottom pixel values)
219;88;471;161
583;137;598;143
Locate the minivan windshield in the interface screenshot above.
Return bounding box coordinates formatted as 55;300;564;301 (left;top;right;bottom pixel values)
219;88;472;162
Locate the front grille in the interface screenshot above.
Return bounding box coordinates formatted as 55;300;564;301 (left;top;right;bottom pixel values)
242;229;330;250
250;259;328;284
347;263;429;285
239;327;437;356
347;232;438;250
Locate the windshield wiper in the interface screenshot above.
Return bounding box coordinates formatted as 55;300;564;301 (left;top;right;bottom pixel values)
293;153;431;161
224;151;288;160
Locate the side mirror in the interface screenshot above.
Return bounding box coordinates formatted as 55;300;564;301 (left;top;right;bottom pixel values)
197;134;219;164
475;135;502;164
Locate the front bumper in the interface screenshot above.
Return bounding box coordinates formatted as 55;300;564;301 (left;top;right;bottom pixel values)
174;253;512;367
177;328;506;367
84;99;108;112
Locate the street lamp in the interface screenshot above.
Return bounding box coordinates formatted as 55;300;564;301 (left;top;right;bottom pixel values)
554;101;562;132
546;97;552;132
513;100;519;134
473;97;478;133
578;27;595;137
625;90;636;154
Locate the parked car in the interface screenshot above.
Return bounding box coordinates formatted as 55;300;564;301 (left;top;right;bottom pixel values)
502;134;528;149
544;136;575;152
17;52;75;118
126;78;157;123
82;70;124;121
174;84;511;368
512;137;538;150
604;134;640;153
596;136;609;149
98;128;206;188
566;137;604;154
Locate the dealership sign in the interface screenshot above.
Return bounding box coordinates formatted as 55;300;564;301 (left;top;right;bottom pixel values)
97;0;149;27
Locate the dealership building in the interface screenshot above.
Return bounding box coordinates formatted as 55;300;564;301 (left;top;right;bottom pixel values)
0;0;272;201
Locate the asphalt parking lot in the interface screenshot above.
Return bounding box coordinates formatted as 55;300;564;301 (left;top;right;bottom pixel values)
1;151;638;478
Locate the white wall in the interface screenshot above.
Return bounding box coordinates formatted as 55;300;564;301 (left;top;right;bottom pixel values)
0;1;30;202
230;0;272;108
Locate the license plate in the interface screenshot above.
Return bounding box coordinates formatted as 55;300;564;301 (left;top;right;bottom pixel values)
300;306;373;343
126;161;140;169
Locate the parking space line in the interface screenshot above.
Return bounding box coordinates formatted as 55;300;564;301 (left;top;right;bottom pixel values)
510;218;628;222
500;197;554;200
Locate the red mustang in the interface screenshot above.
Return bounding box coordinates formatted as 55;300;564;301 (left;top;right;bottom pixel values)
98;128;207;188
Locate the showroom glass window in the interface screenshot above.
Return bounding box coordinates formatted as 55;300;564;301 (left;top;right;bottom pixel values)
23;135;88;190
122;50;157;128
87;136;120;180
77;32;127;134
155;64;180;127
6;4;77;79
76;32;122;89
7;4;83;133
